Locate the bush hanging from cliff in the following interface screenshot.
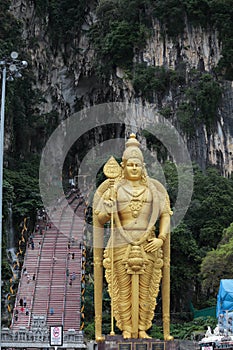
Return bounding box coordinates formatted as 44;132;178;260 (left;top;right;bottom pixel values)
177;73;222;134
0;0;22;56
33;0;88;46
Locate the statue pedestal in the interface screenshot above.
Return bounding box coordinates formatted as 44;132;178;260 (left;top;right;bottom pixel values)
97;335;179;350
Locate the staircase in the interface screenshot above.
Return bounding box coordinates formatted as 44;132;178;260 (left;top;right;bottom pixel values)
11;190;86;332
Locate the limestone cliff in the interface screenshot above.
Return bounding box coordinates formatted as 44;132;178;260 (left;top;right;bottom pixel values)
9;0;233;175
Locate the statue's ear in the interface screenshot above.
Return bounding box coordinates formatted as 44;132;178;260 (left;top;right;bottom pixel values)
120;161;124;168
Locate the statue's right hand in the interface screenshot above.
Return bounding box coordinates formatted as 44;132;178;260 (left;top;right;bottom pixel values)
96;196;117;224
103;199;117;215
96;203;112;224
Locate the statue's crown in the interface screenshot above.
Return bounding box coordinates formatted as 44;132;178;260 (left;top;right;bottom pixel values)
122;133;143;162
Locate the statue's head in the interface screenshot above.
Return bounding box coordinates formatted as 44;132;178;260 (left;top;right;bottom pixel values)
121;134;147;182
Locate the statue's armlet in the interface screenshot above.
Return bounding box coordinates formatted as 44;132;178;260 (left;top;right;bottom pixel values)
158;194;172;242
162;193;173;216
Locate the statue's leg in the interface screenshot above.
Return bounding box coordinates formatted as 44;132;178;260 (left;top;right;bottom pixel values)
131;274;139;338
138;260;162;338
110;259;132;336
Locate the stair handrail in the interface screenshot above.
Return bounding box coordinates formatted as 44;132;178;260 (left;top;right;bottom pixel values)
62;213;76;326
46;227;60;317
63;194;85;329
28;232;45;328
46;200;68;322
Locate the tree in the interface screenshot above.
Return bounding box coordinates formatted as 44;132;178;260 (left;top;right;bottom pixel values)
200;223;233;298
171;222;201;313
185;166;233;249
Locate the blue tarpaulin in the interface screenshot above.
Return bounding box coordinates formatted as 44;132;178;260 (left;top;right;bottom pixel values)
216;279;233;317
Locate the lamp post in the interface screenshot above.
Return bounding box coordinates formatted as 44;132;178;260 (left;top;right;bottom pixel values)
0;52;27;333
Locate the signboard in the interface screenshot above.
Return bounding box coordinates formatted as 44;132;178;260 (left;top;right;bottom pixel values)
50;325;63;346
135;343;148;350
152;343;165;350
199;343;214;350
119;342;132;350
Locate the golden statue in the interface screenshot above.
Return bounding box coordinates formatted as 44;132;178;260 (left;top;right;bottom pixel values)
93;134;173;341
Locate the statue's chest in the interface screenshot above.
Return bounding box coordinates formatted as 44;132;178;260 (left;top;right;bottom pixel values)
117;186;152;218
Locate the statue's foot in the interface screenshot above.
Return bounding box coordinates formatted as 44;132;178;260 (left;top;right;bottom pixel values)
123;331;131;339
164;335;174;341
138;331;152;339
96;336;105;342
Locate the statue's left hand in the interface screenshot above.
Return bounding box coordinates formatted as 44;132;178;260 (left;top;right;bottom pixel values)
144;238;163;252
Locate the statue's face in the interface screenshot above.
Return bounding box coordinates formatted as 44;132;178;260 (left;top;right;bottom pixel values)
124;158;143;181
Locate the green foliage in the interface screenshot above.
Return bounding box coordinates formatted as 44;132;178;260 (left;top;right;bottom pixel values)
91;22;148;72
117;0;153;26
96;0;152;30
33;0;87;46
159;106;173;119
149;324;164;339
3;157;43;222
83;316;216;340
177;103;194;135
183;0;211;27
152;0;186;37
2;180;15;219
171;223;201;311
83;322;95;340
132;64;170;102
96;0;119;22
0;0;23;57
200;223;233;297
189;74;222;125
131;62;186;104
84;276;94;323
102;21;148;69
1;259;12;281
185;166;233;250
177;73;222;134
90;0;150;72
170;316;216;340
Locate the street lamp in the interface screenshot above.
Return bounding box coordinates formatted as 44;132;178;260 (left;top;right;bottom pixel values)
0;51;28;334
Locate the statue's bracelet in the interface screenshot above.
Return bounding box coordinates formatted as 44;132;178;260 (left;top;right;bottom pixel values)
158;234;167;242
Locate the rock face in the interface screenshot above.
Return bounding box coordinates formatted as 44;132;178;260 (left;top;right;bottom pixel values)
143;18;221;71
9;0;233;175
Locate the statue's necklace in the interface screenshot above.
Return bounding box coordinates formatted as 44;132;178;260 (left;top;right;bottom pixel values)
123;186;147;218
